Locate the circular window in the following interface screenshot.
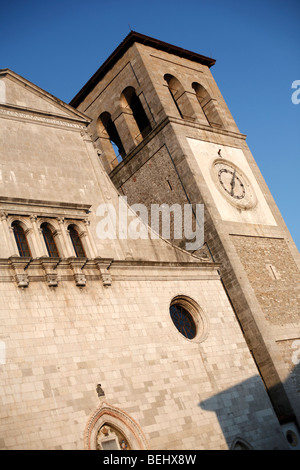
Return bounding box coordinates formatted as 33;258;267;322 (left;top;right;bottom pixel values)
170;304;196;339
286;430;298;447
169;296;208;343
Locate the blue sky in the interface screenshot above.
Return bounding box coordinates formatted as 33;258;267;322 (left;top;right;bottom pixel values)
1;0;299;249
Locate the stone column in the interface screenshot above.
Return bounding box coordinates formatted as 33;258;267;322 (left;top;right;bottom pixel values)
82;218;97;258
0;212;16;256
29;214;44;257
57;217;73;257
113;110;139;153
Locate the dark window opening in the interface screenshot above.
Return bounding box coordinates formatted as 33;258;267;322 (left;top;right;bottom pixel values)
122;87;152;139
164;74;196;120
41;223;60;258
130;92;151;138
12;221;31;257
68;225;86;258
100;112;126;162
170;303;196;340
164;74;185;118
192;82;223;128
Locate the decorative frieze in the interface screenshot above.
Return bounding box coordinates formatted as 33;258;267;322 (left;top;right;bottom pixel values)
0;106;87;130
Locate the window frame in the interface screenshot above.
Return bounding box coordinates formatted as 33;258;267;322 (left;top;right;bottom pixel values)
41;223;60;258
68;224;86;258
169;295;209;343
12;220;32;258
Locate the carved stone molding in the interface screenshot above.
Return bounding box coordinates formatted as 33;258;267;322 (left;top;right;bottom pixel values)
84;401;149;451
100;271;112;287
94;258;113;287
39;257;60;287
46;273;58;287
73;272;86;287
9;256;31;288
0;107;87;130
68;257;87;287
15;273;29;288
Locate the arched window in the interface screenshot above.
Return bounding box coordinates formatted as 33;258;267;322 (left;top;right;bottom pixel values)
12;221;31;257
41;223;60;257
121;87;151;139
164;74;184;118
164;74;195;120
84;402;149;450
192;82;223;127
68;224;86;258
99;111;126;162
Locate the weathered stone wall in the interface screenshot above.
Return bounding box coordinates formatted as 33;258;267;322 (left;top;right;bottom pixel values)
232;236;300;325
0;266;287;450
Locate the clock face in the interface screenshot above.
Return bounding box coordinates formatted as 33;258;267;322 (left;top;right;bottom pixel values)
212;159;257;210
218;167;245;200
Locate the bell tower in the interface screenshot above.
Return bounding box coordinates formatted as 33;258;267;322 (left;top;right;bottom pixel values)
70;32;300;429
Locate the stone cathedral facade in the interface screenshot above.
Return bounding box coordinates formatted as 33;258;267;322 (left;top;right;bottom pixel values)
0;32;299;450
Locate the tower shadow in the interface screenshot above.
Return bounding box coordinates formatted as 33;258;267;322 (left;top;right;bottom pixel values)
199;362;300;450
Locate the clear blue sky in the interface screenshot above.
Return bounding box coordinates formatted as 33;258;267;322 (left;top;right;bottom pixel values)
1;0;299;249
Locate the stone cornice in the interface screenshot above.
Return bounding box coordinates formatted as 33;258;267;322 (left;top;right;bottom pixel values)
0;196;91;218
0;256;220;286
0;104;88;130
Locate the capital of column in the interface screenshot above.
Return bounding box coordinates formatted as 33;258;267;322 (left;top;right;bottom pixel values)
29;214;38;223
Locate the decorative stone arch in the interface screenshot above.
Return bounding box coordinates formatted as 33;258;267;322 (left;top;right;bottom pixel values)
65;220;86;234
8;216;35;257
37;218;63;258
37;217;60;233
84;402;149;450
8;215;31;231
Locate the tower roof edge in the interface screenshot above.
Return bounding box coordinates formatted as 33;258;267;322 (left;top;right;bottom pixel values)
69;31;216;108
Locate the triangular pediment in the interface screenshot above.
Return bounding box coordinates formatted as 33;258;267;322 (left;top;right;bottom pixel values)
0;69;90;124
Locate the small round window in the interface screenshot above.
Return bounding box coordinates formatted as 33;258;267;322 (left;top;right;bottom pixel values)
170;304;196;339
286;430;298;447
169;296;208;343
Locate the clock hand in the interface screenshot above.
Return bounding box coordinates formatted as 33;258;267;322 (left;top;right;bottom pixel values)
230;169;236;196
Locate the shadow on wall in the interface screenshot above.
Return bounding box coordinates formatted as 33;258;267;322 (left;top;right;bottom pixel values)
199;362;300;450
